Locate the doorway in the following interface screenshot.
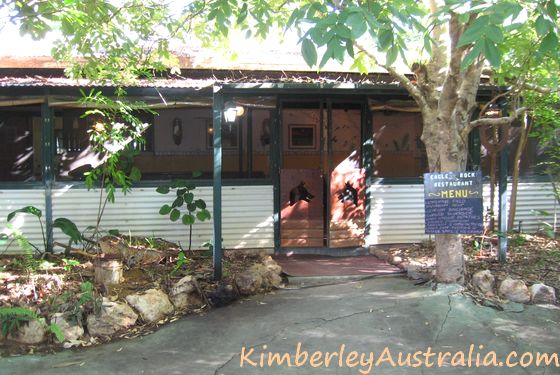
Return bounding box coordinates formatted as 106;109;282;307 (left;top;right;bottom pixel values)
279;99;366;249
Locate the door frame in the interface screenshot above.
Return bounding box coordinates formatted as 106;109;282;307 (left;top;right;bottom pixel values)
273;95;370;252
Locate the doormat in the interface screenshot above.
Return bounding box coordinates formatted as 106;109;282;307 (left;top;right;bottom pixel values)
273;254;403;277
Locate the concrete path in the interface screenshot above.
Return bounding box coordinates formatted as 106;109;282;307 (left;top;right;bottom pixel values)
2;277;559;375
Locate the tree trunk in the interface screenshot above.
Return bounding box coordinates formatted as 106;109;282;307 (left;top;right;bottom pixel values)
422;112;468;284
508;115;531;231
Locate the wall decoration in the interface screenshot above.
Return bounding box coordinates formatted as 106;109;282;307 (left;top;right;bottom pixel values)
172;117;183;145
288;124;316;150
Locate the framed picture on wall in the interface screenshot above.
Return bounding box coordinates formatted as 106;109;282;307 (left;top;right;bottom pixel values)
206;120;239;149
289;124;316;149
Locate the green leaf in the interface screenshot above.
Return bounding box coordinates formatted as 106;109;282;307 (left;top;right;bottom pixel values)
192;171;202;178
172;196;184;208
182;214;195;225
176;188;187;196
457;16;489;47
195;199;207;209
7;206;42;222
539;32;559;55
483;40;501;68
196;211;208;221
48;323;65;343
187;203;197;212
461;40;484;70
159;204;172;215
156;185;170;194
129;166;141;181
346;13;367;38
535;14;551;36
378;28;393;50
185;192;194;204
108;229;120;236
301;38;317;67
170;209;181;222
53;218;81;244
386;46;398;66
485;25;503;44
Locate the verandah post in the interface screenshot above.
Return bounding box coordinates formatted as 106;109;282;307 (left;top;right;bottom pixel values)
212;87;224;280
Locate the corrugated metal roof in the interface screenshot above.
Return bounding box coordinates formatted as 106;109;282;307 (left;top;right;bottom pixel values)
0;76;217;89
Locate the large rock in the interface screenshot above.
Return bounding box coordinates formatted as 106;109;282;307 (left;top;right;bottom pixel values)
530;283;557;304
86;298;138;337
406;261;432;281
169;276;198;310
52;313;84;342
10;318;47;344
125;289;174;323
471;270;495;295
498;277;530;304
234;270;263;296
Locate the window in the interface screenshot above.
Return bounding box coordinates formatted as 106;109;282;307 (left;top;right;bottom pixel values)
372;110;427;178
0;110;38;182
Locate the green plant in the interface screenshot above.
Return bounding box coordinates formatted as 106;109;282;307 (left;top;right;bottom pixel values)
81;89;154;236
532;209;557;239
62;258;81;272
509;232;527;247
171;252;191;276
5;206;81;255
201;241;214;257
0;307;38;337
79;281;94;305
157;173;211;252
47;322;65;343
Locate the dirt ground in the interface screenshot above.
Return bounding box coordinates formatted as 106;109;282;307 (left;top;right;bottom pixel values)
0;236;266;356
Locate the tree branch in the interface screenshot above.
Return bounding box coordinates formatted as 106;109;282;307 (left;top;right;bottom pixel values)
468;107;527;130
353;41;427;108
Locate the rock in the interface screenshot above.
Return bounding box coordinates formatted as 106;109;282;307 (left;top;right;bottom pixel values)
471;270;495;295
530;283;557;304
10;318;47;344
125;289;174;323
372;248;390;261
86;298;138;337
390;255;403;265
262;256;282;275
52;313;84;342
208;284;239;307
169;276;198;310
234;270;263;295
407;261;431;281
498;277;530;304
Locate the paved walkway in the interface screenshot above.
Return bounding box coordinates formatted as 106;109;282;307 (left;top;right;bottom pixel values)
274;254;403;277
2;277;559;374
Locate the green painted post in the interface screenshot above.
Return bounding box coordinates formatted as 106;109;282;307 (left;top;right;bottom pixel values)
212;89;223;280
41;101;54;253
271;105;281;252
498;145;509;262
247;108;253;178
362;100;373;243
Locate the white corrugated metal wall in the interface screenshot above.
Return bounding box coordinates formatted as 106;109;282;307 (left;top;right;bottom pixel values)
1;182;556;253
51;185;274;250
0;189;46;254
365;181;557;245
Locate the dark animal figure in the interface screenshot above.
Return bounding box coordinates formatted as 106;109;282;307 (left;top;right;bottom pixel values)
289;181;315;206
338;181;359;206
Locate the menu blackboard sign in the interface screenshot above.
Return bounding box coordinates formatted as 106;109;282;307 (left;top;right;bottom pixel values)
424;171;483;234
